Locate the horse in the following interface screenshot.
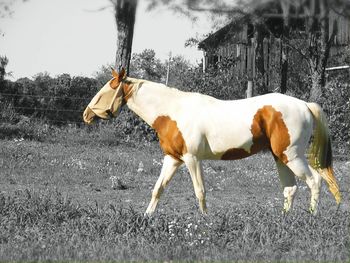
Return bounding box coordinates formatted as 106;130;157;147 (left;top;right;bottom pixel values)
83;68;341;215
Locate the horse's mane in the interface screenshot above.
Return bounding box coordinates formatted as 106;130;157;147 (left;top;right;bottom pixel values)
125;77;182;95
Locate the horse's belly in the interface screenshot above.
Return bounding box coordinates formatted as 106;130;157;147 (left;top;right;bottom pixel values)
202;124;255;160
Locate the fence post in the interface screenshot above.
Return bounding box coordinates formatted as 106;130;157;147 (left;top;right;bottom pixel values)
165;52;172;86
202;51;206;73
246;80;253;98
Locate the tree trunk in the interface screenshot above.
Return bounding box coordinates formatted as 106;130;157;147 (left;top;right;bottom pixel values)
114;0;138;74
309;66;323;101
280;28;289;94
254;24;268;94
280;0;290;94
308;0;337;102
0;56;9;81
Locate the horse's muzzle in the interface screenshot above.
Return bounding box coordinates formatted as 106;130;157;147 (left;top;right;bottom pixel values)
83;106;96;124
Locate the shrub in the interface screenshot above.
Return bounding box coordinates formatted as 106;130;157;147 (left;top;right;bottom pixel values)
179;63;247;100
321;75;350;153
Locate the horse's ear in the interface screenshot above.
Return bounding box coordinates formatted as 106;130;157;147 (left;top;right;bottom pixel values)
111;67;118;78
119;67;126;81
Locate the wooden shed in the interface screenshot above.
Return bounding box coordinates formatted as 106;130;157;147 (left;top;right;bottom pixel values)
198;0;350;92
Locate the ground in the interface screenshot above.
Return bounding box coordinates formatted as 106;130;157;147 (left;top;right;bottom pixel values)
0;138;349;261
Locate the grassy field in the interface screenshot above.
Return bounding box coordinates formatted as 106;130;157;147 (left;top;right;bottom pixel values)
0;135;349;261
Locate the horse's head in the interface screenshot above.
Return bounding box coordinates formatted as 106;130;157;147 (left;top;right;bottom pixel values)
83;68;127;124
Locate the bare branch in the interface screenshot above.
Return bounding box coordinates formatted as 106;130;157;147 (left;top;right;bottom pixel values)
329;0;350;18
83;5;113;13
185;0;253;16
284;40;311;68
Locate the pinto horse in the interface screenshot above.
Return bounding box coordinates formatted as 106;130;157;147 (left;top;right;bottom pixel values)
83;68;341;215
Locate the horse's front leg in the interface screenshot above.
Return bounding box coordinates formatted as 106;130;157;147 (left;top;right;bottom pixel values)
183;154;207;214
145;155;182;216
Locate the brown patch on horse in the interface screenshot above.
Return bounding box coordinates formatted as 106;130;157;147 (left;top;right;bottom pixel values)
252;105;290;163
152;116;187;161
221;105;290;163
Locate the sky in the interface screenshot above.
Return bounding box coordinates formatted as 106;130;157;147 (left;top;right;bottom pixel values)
0;0;215;79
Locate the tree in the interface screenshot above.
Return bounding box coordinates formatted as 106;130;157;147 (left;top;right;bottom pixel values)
279;0;290;94
166;55;193;87
270;0;349;101
305;0;338;101
94;63;114;85
254;23;268;94
111;0;138;74
0;55;10;81
129;49;165;81
0;0;28;18
1;0;29;36
94;49;166;83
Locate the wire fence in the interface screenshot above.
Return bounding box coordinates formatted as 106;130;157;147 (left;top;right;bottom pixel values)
0;120;85;125
10;106;83;113
0;92;92;101
0;92;91;125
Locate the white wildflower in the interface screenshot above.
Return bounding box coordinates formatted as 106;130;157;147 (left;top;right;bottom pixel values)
137;161;144;173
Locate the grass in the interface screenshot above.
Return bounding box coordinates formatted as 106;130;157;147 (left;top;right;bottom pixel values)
0;135;349;261
0;189;348;261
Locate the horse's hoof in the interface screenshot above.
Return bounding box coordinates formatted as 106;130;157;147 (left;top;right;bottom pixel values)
281;209;290;216
308;207;317;216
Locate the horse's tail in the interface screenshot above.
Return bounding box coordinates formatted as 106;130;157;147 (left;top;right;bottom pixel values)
306;102;341;204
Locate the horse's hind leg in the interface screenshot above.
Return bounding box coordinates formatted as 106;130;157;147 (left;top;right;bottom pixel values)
275;159;297;213
285;156;322;214
307;164;323;212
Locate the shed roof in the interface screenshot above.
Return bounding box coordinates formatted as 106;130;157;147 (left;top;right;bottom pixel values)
198;15;250;50
197;0;281;50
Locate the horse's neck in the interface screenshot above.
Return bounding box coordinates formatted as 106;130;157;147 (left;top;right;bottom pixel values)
126;82;180;126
